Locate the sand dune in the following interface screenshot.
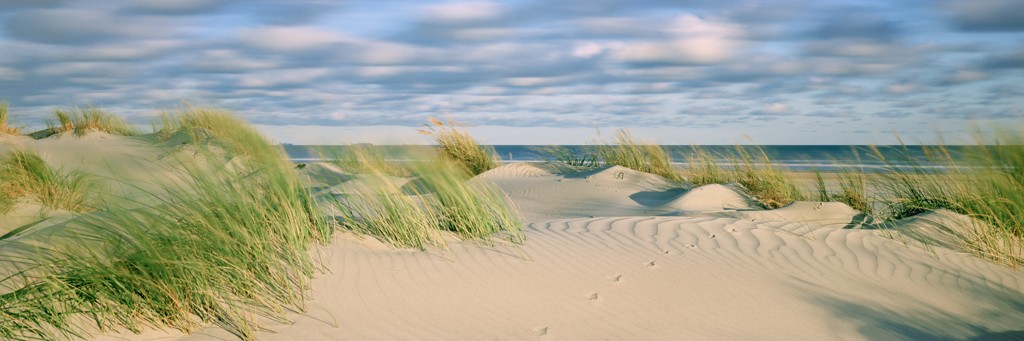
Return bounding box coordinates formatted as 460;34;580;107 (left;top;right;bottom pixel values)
3;139;1023;340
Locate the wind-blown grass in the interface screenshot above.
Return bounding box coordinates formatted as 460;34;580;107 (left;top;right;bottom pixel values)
0;151;94;213
0;102;19;135
684;146;732;186
595;129;682;182
0;110;331;340
812;167;872;214
536;146;599;168
44;107;140;137
683;145;803;208
335;148;524;250
871;133;1024;266
418;117;497;176
318;145;411;177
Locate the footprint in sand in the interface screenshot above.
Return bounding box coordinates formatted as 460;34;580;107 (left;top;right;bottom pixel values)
588;292;600;301
534;326;549;336
707;233;716;239
646;260;657;268
609;274;623;283
687;244;696;248
663;250;673;255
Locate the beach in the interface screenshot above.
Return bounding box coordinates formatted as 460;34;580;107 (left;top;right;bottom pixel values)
3;123;1023;340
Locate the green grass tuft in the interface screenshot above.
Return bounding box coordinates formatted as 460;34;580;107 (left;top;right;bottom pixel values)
0;102;20;135
595;129;682;182
43;107;141;137
418;117;498;176
334;148;524;250
0;151;94;213
683;145;803;208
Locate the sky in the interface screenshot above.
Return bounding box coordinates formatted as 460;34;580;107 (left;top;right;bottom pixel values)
0;0;1022;145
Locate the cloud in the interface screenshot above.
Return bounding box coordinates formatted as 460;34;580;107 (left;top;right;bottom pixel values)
613;14;745;65
421;0;505;23
121;0;226;15
942;0;1024;31
237;26;348;52
4;8;173;44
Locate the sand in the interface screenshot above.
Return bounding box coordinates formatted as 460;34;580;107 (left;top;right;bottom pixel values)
3;136;1023;340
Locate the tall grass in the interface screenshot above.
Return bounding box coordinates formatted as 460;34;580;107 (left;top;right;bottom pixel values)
0;102;19;135
334;148;524;250
594;129;682;181
871;134;1024;266
418;117;497;175
683;145;803;208
0;151;94;213
0;110;332;339
684;146;732;186
44;107;140;137
812;168;872;214
318;145;411;177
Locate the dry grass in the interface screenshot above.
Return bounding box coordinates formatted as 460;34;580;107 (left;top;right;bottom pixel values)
418;117;497;176
595;129;682;182
0;150;95;213
43;107;140;137
0;102;20;135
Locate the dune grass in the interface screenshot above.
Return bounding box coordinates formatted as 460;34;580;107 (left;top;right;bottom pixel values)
812;167;872;214
595;129;682;182
683;145;803;208
318;145;411;177
0;102;20;135
0;110;332;340
870;134;1024;266
334;148;524;250
0;151;95;213
43;107;141;137
418;117;498;176
684;146;732;186
536;146;600;168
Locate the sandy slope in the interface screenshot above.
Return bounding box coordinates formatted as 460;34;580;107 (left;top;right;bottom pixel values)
2;138;1022;340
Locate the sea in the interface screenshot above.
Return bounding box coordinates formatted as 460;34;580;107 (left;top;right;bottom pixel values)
283;145;982;173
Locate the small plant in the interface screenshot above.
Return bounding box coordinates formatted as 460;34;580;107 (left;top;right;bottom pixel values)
0;151;94;212
536;146;599;167
595;129;682;181
413;159;525;244
418;117;497;176
44;107;140;137
812;168;873;214
0;102;20;135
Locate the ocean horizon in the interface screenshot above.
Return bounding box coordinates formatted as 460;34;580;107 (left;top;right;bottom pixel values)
283;144;979;172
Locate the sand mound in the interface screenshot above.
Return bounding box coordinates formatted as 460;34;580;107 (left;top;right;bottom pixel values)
662;183;759;212
475;162;555;179
723;201;873;229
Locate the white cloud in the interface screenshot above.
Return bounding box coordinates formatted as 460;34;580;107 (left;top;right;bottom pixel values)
0;67;26;81
613;14;745;65
422;1;504;23
238;26;349;52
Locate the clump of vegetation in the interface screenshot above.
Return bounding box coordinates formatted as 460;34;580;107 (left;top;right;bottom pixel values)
0;110;332;340
0;102;20;135
730;146;805;208
319;145;411;177
594;129;682;182
684;146;732;186
872;134;1024;266
536;146;599;168
418;117;498;176
0;151;94;213
335;150;524;250
812;167;873;214
683;145;803;208
45;107;140;137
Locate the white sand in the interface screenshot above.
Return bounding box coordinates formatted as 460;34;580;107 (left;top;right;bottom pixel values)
2;137;1023;340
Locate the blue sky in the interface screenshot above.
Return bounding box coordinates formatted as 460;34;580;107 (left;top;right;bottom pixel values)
0;0;1022;144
